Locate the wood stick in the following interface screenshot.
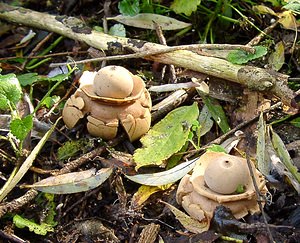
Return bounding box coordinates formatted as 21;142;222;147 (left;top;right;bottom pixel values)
0;3;297;108
137;223;160;243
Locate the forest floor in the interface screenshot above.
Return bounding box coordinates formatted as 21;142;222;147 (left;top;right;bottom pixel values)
0;1;299;242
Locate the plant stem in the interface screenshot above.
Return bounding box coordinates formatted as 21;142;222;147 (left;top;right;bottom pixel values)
198;4;240;24
0;118;61;202
230;4;270;38
26;57;52;70
7;135;21;157
33;69;73;114
26;36;63;68
0;165;19;200
0;135;8;141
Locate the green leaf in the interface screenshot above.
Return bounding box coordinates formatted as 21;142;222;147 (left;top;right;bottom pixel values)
39;193;57;227
167;141;189;169
290;117;300;128
227;46;268;64
57;138;94;161
235;184;245;194
202;96;230;133
0;95;8;110
171;0;201;16
10;115;33;141
109;13;191;30
140;0;155;13
40;95;60;109
93;26;104;32
283;0;300;11
109;24;126;37
118;0;140;16
133;103;199;169
17;73;39;86
18;72;70;86
207;144;227;153
0;73;22;110
48;72;70;82
0;118;60;202
13;214;54;235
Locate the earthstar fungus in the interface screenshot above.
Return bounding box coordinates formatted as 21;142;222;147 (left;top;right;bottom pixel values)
176;151;268;223
62;65;152;141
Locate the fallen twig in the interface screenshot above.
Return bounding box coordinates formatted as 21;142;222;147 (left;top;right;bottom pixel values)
48;44;255;67
0;3;296;108
0;189;38;218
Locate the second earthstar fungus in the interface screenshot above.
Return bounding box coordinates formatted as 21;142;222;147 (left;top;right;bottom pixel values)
176;151;268;227
62;65;152;141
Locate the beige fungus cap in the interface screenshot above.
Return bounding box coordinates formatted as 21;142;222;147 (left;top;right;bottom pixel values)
93;66;134;98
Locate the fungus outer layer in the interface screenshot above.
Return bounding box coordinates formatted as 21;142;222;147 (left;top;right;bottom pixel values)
176;151;268;224
62;66;151;141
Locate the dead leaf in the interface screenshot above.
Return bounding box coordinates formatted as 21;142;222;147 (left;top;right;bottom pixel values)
256;113;270;175
252;5;277;16
23;168;113;194
131;184;172;209
269;127;300;192
220;131;243;153
268;41;285;71
160;200;209;233
278;10;299;30
108;14;191;30
125;158;197;186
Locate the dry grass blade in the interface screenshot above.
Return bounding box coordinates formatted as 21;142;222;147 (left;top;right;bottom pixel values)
0;118;61;202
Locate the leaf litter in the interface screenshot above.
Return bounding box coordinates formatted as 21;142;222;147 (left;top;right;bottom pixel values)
0;1;299;242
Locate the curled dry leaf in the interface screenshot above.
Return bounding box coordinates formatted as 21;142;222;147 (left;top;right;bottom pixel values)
125;158;197;186
278;10;300;30
23;168;113;194
256;112;270;176
267;140;300;193
270;127;300;191
108;14;191;30
252;5;277;15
